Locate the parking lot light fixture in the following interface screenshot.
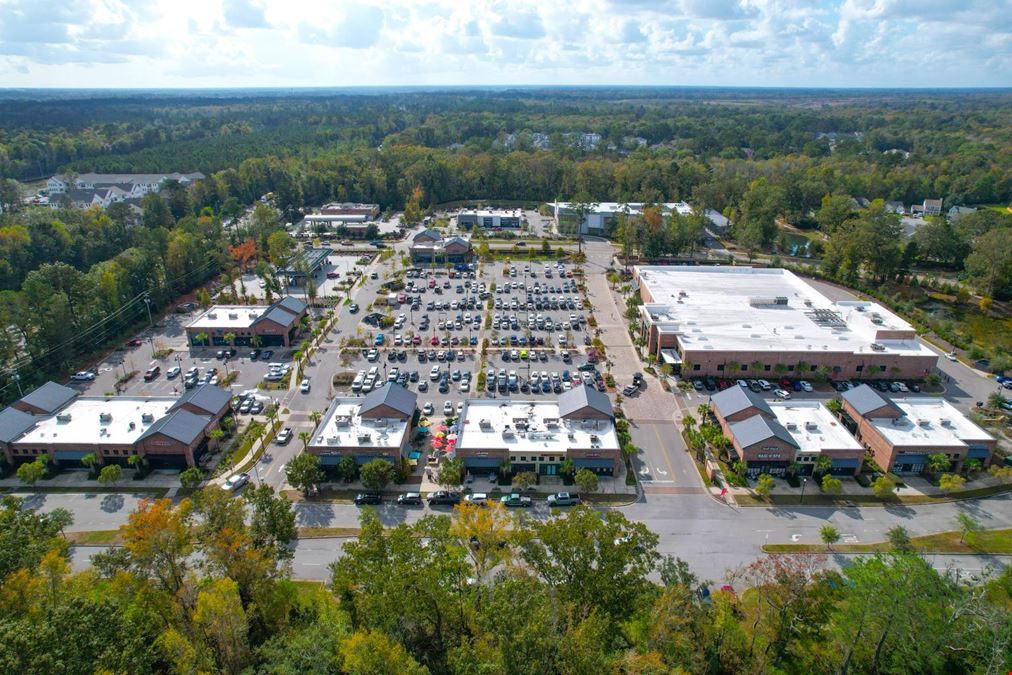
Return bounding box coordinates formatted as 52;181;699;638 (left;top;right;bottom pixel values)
800;477;808;504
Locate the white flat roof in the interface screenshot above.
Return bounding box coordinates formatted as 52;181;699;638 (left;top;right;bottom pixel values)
188;305;268;330
870;398;994;448
458;399;618;455
312;399;408;451
552;201;692;215
459;209;521;217
768;401;862;455
17;397;175;446
637;266;934;356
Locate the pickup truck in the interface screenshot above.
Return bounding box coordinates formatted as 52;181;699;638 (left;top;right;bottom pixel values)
547;492;581;507
500;493;533;508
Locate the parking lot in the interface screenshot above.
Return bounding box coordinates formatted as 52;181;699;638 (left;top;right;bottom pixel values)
324;255;601;416
239;254;364;303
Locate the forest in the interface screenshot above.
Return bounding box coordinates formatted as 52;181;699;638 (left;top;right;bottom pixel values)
0;494;1009;674
1;88;1010;399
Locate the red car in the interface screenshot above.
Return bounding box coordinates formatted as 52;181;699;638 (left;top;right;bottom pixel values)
430;335;440;346
326;271;340;279
779;378;792;389
412;335;422;345
125;339;143;347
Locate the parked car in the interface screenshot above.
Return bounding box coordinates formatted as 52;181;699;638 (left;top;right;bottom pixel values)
349;303;359;313
354;492;382;505
300;378;311;393
143;365;161;381
165;366;181;379
125;338;143;347
464;493;489;505
397;492;423;506
773;388;791;399
222;473;250;491
622;384;639;396
275;427;293;445
546;492;581;506
70;370;96;381
427;490;461;506
500;493;533;508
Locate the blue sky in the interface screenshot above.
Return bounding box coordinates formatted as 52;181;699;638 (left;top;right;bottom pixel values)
0;0;1009;88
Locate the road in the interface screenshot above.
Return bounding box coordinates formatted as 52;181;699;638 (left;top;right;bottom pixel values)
61;489;1012;582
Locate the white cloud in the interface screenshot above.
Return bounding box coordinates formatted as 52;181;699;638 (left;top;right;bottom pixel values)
0;0;1006;86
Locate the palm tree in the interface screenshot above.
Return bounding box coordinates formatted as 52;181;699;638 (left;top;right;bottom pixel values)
696;403;712;420
223;332;237;350
309;410;323;428
298;431;312;450
194;331;209;347
81;453;98;478
250;334;262;350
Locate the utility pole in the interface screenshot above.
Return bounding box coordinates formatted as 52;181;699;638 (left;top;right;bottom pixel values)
12;370;23;397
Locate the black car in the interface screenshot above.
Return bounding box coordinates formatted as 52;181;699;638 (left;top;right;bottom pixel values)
354;492;382;505
427;491;461;505
349;303;359;313
249;348;261;360
260;350;274;361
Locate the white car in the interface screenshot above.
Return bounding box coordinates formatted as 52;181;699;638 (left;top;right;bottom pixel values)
300;379;311;393
945;351;958;361
443;400;453;415
774;389;791;399
366;349;379;362
423;402;434;415
222;473;250;491
456;401;464;413
799;380;813;392
70;371;96;381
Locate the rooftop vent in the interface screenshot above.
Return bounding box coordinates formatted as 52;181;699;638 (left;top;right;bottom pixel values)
786;422;798;430
56;413;72;423
336;416;351;427
917;419;930;428
99;412;113;423
141;412;154;423
502;429;515;439
940;419;953;428
227;313;238;320
805;421;818;431
357;433;372;444
207;312;217;319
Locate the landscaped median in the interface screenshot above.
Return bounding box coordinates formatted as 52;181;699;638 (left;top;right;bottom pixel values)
280;488;639;506
734;482;1012;507
763;528;1012;556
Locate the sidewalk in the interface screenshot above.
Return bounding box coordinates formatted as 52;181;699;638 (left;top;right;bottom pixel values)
0;468;179;491
722;472;1007;499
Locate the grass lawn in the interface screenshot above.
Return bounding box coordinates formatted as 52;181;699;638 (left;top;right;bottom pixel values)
5;486;169;497
296;527;362;539
66;530;123;546
764;528;1012;555
735;482;1012;507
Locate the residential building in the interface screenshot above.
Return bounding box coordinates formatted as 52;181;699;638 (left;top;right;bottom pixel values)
711;387;864;477
456;209;522;229
635;266;937;380
884;200;906;215
947;205;977;221
456;387;621;477
704;208;730;232
840;385;994;475
409;232;474;264
550;201;693;235
307;384;417;469
186;296;308;347
911;198;943;216
48;172;204;196
0;383;232;469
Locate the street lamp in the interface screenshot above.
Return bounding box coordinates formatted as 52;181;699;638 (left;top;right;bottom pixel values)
800;476;808;504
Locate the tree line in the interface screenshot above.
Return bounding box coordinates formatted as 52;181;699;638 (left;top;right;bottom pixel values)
0;494;1009;674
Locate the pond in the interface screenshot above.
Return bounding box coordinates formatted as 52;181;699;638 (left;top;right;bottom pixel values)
920;300;1012;352
780;232;813;258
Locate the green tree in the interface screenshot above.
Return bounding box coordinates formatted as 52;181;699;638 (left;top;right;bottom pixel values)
886;525;912;552
574;468;599;494
955;513;981;544
938;473;966;494
512;470;538;491
179;467;203;489
337;455;358;482
816;193;856;234
359;459;395;490
16;459;46;486
243;483;297;559
821;474;843;494
285;453;323;496
925;453;951;477
298;430;312;450
97;464;122;486
755;473;775;498
872;474;897;499
964;227;1012;298
814;454;833;477
340;629;428;675
193;577;251;674
820;525;841;550
436;457;464;490
80;452;98;477
266;230;295;266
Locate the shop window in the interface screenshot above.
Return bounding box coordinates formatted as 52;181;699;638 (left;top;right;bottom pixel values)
856;365;864;372
764;365;771;371
717;364;724;371
693;364;701;371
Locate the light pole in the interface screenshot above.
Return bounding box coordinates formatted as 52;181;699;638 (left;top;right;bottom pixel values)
800;476;808;504
143;295;153;328
12;370;22;397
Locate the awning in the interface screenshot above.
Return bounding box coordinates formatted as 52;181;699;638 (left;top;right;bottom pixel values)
53;450;92;461
573;458;614;469
463;458;501;469
660;349;682;364
967;447;991;459
356;455;394;465
831;458;861;468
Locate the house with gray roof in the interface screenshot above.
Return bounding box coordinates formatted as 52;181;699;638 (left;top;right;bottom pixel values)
169;384;233;420
308;384;417;470
558;386;614;420
840;385;903;419
359;383;418;419
710;386;774;427
186;295;308;347
14;382;78;416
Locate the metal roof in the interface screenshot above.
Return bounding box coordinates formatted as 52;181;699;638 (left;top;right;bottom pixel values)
0;406;36;443
841;384;903;416
730;415;799;450
558;385;614;419
710;386;774;419
136;409;210;445
359;383;417;418
169;384;232;416
274;295;308;316
18;381;78;414
254;305;301;329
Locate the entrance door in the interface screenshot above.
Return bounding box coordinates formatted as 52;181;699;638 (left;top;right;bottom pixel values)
541;463;557;476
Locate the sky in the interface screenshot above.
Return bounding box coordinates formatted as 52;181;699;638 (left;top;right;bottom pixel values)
0;0;1009;89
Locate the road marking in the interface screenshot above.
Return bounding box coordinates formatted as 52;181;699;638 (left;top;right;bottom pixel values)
791;534;801;542
655;468;668;476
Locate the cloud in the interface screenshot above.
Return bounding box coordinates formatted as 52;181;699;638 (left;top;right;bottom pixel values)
681;0;757;20
299;4;385;49
495;8;545;39
222;0;269;29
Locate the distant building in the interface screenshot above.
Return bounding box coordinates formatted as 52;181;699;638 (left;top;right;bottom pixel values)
410;232;473;264
304;202;380;226
947;205;977;221
841;385;995;475
1;382;232;470
281;247;331;286
912;198;943;216
307;384;417;469
550;201;693;235
704;208;730;231
48;172;204;196
457;208;522;229
884;200;906;215
186;296;308;347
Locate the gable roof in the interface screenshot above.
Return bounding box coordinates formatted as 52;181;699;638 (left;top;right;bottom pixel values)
359;383;417;418
274;295;308;316
0;406;37;443
169;384;232;416
137;409;210;445
710;386;774;419
18;382;78;414
443;236;472;249
413;228;441;242
558;385;614;419
254;305;301;329
730;415;799;450
841;384;903;417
